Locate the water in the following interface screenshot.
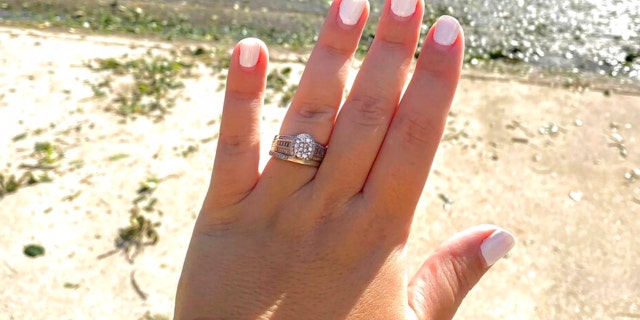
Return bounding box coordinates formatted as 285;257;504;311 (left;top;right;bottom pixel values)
4;0;640;86
185;0;640;85
433;0;640;82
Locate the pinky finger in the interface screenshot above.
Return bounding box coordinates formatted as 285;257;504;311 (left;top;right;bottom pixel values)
204;38;268;210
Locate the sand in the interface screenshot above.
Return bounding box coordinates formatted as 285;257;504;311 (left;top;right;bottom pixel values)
0;26;639;319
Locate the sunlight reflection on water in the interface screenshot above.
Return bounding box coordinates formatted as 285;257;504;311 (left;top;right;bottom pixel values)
186;0;639;81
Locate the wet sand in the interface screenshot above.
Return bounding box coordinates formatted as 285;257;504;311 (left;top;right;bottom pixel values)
0;27;639;319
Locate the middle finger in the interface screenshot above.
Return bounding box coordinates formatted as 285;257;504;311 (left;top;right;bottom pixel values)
316;0;424;199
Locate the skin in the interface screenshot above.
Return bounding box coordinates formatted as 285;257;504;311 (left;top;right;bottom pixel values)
175;0;510;319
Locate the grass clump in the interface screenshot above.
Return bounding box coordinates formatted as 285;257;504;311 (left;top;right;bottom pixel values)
108;153;129;161
0;1;321;49
0;171;52;199
265;67;298;107
34;141;64;167
267;67;291;92
1;1;218;41
100;176;162;263
0;174;22;197
140;312;170;320
0;141;59;199
86;47;232;121
180;145;198;158
86;53;194;120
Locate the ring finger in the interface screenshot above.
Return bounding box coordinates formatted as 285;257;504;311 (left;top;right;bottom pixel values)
257;0;370;199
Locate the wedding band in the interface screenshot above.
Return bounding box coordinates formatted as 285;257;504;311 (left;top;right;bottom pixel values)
269;133;327;167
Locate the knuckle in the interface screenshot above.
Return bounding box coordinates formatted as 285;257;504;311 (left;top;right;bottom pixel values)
417;51;457;79
439;251;476;304
318;39;355;57
294;102;337;125
408;280;429;320
226;87;262;103
217;133;258;156
378;35;412;51
395;113;442;146
345;96;392;128
197;203;242;228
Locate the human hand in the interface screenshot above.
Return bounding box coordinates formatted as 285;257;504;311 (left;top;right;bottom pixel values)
175;0;515;319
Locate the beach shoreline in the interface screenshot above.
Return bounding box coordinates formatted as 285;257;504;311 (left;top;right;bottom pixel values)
2;0;640;91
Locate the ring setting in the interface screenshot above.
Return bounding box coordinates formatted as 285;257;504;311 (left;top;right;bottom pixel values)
270;133;327;167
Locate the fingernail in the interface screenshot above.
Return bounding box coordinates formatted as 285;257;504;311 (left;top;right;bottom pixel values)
433;15;461;46
239;38;261;68
391;0;418;18
339;0;367;26
480;229;515;267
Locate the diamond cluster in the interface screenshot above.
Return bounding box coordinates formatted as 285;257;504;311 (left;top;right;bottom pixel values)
293;134;314;160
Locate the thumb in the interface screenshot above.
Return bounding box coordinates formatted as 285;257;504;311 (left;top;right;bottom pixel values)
407;225;515;320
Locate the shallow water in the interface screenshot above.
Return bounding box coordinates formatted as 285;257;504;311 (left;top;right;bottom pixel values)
181;0;640;84
436;0;640;81
3;0;639;85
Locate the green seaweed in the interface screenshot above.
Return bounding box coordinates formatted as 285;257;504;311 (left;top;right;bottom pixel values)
100;176;163;263
24;244;45;257
0;141;65;200
87;54;194;120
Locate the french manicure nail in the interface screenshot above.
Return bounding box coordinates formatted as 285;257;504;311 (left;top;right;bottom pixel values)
433;15;461;46
391;0;418;18
480;228;515;267
239;38;261;68
339;0;367;26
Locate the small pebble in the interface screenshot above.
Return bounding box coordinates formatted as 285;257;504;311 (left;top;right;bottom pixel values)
24;244;45;258
611;132;623;143
439;194;452;211
574;119;583;127
569;191;583;202
539;123;560;136
619;146;628;158
625;172;634;181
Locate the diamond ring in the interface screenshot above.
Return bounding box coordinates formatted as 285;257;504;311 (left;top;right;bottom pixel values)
269;133;327;167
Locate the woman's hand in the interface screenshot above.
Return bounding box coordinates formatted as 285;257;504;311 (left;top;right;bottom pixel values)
175;0;515;319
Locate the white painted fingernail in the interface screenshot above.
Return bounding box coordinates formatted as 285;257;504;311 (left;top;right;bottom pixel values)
339;0;367;26
391;0;418;18
480;229;515;267
433;15;461;46
239;38;261;68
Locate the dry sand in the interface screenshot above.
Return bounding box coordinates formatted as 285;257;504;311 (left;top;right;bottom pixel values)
0;27;639;319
